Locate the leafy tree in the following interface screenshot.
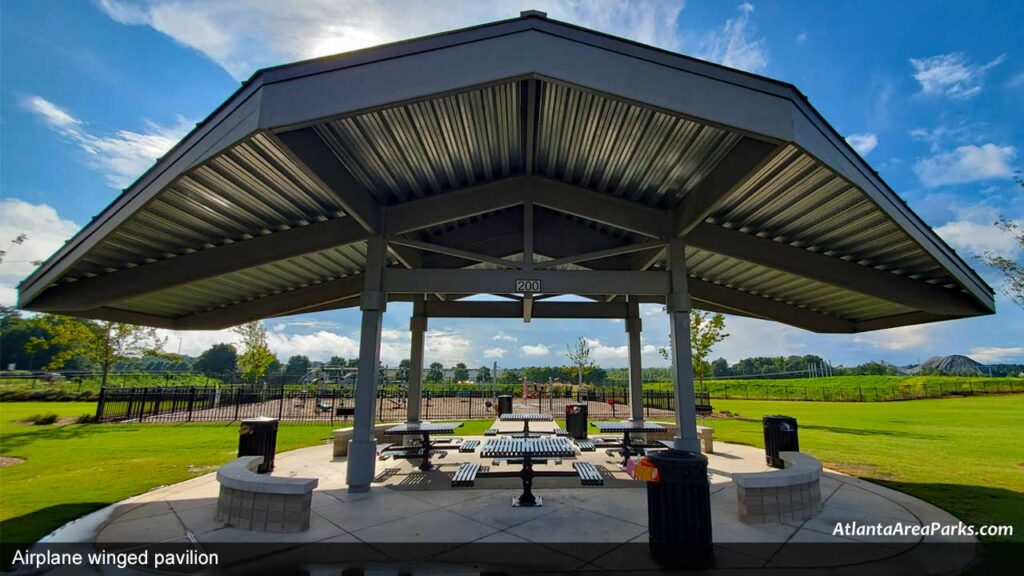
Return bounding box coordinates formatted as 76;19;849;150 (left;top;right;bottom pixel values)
565;337;593;386
710;357;730;377
28;315;165;388
453;362;469;382
397;359;411;382
659;310;729;388
426;361;445;383
498;368;520;385
327;355;346;366
977;175;1023;311
194;343;237;374
285;354;312;376
233;321;276;383
476;365;491;383
1;308;65;370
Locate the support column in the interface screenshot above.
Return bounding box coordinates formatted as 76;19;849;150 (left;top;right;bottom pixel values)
666;239;701;453
347;236;387;492
406;296;427;423
626;297;644;422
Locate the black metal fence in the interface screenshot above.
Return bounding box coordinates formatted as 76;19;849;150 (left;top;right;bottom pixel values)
95;385;693;424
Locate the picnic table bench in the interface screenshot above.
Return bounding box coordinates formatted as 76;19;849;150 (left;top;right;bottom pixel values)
382;422;462;471
591;421;666;467
498;412;554;438
451;436;601;507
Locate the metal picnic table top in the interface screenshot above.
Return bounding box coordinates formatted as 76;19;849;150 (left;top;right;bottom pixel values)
481;437;577;458
384;422;463;435
499;413;554;422
591;421;666;433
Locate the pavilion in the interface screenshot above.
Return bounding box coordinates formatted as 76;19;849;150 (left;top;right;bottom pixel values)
18;11;994;494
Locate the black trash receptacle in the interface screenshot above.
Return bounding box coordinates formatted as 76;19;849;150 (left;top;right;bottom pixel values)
646;449;713;569
238;416;279;473
763;415;799;468
497;395;513;415
565;403;588;439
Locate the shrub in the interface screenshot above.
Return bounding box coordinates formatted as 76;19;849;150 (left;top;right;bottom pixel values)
27;413;59;425
76;413;98;424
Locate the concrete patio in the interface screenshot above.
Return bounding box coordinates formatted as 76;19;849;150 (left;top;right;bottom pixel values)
47;432;978;575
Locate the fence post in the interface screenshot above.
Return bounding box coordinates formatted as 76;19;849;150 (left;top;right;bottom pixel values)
859;385;863;402
139;388;148;422
891;383;896;401
746;384;750;400
233;388;240;422
187;387;196;422
96;387;106;421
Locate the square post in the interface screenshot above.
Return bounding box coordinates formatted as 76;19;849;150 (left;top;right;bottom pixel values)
406;296;427;423
626;297;645;422
347;236;387;492
667;239;701;452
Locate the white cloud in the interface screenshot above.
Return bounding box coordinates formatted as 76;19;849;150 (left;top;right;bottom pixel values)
580;338;629;363
0;199;82;307
795;31;807;44
267;330;361;362
935;218;1024;256
22;95;191;188
157;328;239;356
483;347;507;359
493;331;518;342
910;52;1006;99
521;343;550;357
853;325;933;351
846;133;878;156
967;346;1024;363
695;2;768;73
913;144;1017;187
424;329;474;366
97;0;685;81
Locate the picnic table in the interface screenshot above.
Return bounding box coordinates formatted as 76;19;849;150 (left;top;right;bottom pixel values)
383;422;462;471
498;412;554;438
475;437;583;507
591;421;666;467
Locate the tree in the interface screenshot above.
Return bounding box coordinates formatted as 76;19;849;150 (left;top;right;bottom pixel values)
233;321;276;383
28;316;165;388
453;362;469;382
285;354;312;377
426;361;445;383
977;176;1023;311
476;365;492;383
194;343;237;374
1;308;65;371
397;359;411;383
710;357;730;377
327;355;346;366
659;309;729;388
565;337;593;387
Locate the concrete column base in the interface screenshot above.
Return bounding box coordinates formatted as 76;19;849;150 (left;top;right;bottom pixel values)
347;438;379;492
672;435;701;453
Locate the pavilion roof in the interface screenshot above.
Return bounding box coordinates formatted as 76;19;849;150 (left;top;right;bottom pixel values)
18;12;994;332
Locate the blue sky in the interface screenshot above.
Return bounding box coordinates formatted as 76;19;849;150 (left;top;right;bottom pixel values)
2;1;1022;368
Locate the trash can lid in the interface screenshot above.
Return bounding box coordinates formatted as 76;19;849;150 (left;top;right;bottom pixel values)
241;416;279;423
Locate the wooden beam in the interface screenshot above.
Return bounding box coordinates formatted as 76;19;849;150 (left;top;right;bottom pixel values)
29;217;368;312
686;223;984;316
673;138;782;237
274;128;382;233
688;277;855;333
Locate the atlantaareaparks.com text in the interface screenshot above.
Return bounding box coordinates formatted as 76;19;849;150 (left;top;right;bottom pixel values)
834;521;1013;538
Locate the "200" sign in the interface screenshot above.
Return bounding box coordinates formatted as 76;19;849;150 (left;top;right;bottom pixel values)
515;279;541;292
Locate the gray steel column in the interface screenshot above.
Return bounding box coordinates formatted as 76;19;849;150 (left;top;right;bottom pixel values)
347;236;387;492
667;239;701;452
626;297;644;422
406;296;427;423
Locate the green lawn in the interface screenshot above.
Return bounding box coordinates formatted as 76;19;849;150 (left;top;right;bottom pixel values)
2;397;1021;572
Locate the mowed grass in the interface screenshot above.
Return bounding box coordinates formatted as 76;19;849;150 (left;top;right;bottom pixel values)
686;395;1024;544
0;402;339;544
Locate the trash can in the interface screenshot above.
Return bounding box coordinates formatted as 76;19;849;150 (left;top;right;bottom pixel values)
565;403;588;439
763;415;799;469
645;450;713;569
238;416;279;473
497;395;513;415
